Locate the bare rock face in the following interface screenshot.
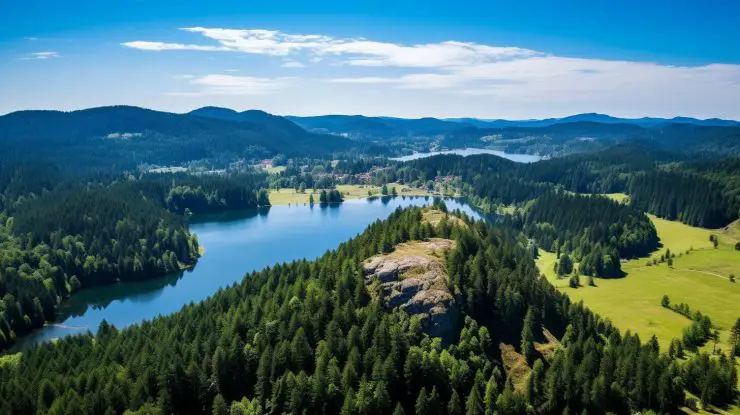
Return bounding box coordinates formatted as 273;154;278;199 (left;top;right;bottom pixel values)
363;241;459;342
363;256;434;283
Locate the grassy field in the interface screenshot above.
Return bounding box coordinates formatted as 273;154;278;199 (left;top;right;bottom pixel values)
268;188;312;205
720;220;740;244
268;184;433;206
336;183;432;199
536;197;739;347
536;194;740;412
604;193;630;204
262;165;286;174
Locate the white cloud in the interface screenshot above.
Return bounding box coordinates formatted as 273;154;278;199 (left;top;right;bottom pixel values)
329;56;740;101
330;77;400;84
119;27;740;117
19;51;61;60
122;27;538;68
282;61;305;68
173;74;293;96
121;41;227;52
323;40;538;68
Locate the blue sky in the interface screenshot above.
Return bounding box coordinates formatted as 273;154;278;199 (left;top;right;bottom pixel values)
2;0;739;118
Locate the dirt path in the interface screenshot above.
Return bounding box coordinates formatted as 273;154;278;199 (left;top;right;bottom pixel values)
680;268;729;281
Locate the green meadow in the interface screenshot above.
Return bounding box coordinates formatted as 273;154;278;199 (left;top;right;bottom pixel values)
537;196;740;412
269;184;432;206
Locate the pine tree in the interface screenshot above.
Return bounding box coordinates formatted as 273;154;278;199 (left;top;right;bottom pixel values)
212;394;228;415
428;386;441;414
730;318;740;357
415;388;429;415
558;253;574;275
521;307;536;363
340;390;355;415
465;384;483;415
448;389;462;415
483;375;498;415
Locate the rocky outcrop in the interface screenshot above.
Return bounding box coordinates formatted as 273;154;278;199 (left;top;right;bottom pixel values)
363;239;458;342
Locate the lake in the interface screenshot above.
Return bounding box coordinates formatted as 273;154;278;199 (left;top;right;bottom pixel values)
390;148;543;163
13;197;481;351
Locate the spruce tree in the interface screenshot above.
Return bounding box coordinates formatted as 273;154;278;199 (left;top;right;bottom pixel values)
465;384;483;415
521;307;536;364
448;390;462;415
415;388;429;415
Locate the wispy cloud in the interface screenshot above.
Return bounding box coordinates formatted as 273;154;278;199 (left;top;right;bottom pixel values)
121;41;226;52
19;51;61;60
170;74;293;96
126;27;740;110
281;61;305;68
123;27;537;68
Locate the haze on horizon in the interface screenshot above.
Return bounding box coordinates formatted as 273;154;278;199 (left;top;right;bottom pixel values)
1;1;739;120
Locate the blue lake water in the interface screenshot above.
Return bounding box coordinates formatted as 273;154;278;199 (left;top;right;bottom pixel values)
390;148;543;163
14;197;481;350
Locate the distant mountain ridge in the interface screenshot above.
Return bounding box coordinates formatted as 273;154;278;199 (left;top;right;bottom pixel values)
2;105;739;172
0;106;366;171
444;113;740;128
285;111;738;136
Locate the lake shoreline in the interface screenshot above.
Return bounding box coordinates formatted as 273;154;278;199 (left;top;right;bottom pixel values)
10;197;483;352
390;147;546;163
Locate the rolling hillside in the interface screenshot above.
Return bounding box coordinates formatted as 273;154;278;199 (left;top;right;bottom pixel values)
0;106;364;171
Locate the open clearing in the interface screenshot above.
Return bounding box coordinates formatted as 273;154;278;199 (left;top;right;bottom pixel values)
262;165;287;174
604;193;630;204
537;195;740;413
537;196;739;348
269;183;432;206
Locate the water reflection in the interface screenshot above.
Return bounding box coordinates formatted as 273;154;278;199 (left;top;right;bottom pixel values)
14;196;483;350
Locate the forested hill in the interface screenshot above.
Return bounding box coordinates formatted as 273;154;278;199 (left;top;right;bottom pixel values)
0;106;365;171
1;207;716;414
287;112;740;157
0;167;271;351
522;192;659;277
396;145;740;228
286;114;467;138
442;122;740;157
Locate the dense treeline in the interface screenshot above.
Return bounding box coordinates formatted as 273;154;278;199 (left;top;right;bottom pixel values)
131;173;271;214
12;186;199;283
0;186;199;350
396;154;660;276
0;106;367;172
513;146;739;228
397;154;548;206
0;167;271;351
521;192;659;277
0;163;64;211
515;144;677;194
628;170;736;228
397;145;739;228
2;207;727;414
